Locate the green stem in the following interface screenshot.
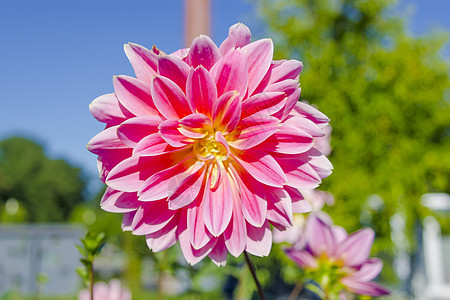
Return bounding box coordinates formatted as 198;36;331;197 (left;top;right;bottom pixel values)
89;264;94;300
243;251;266;300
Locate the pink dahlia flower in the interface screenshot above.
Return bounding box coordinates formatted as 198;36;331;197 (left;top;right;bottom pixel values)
285;215;390;297
78;279;131;300
87;23;332;265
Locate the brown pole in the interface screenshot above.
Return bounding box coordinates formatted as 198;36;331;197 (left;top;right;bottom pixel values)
185;0;211;47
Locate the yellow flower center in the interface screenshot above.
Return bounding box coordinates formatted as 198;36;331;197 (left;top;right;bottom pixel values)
193;132;228;161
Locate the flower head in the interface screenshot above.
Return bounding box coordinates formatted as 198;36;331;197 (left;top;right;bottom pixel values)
285;215;390;297
87;23;332;265
78;279;131;300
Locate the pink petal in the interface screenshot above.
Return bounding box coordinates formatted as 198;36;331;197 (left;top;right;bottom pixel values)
285;116;326;138
89;93;134;126
241;92;286;118
146;217;178;252
351;258;383;282
268;59;303;84
100;187;139;213
168;163;206;209
133;133;178;156
186;66;217;117
273;153;322;189
157;55;190;92
232;149;287;187
170;47;189;59
117;115;163;147
292;101;330;125
242;39;274;96
284;248;318;269
292;199;312;214
246;221;272;257
213;90;242;133
307;148;333;179
121;211;136;231
219;23;252;55
151;75;192;119
279;87;302;120
331;225;348;245
264;79;299;98
113;75;158;116
159;119;192;147
87;126;128;156
229;115;280;150
210;48;248;98
203;171;233;236
179;113;211;139
306;214;335;257
124;43;158;84
341;278;390;296
187;35;221;70
187;198;212;250
266;188;293;228
336;228;375;267
208;237;228;266
131;200;176;235
97;148;133;183
257;124;313;155
223;180;247;257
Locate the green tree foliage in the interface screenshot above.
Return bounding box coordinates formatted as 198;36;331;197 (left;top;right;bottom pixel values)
0;137;86;222
260;0;449;279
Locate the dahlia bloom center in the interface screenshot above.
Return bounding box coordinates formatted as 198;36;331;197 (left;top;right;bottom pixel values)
193;130;229;161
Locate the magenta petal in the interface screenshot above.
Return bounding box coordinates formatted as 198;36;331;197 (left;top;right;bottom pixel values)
168;163;206;209
87;126;128;156
230;115;280;150
224;181;247;257
268;59;303;84
341;278;390;296
257;124;313;154
292;101;330;125
241;92;286;118
117;115;163;147
186;66;217;117
203;173;233;236
124;43;158;84
113;75;158;116
284;248;318;269
352;258;383;282
285;116;326;138
266;188;293;228
232;149;287;187
187;198;212;250
100;187;139;213
208;237;228;266
121;211;136;231
243;39;274;96
213;90;242;133
146;220;178;252
336;228;375;267
187;35;221;70
246;221;272;257
90;93;134;126
219;23;251;55
159;119;192;147
131;200;176;235
151;75;192;119
274;154;322;189
157;55;190;92
210;48;248;97
306;214;335;257
133;133;177;156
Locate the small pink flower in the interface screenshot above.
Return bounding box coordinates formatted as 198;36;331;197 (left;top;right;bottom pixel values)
78;279;131;300
87;23;332;265
285;215;390;297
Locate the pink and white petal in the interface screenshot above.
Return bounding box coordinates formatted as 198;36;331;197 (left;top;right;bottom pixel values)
219;23;251;54
159;119;193;147
180;113;211;138
269;59;303;84
122;211;137;231
186;66;217;117
100;187;139;213
246;221;272;257
231;149;287;188
210;48;248;97
124;43;158;84
187;35;221;70
341;278;390;296
97;148;133;183
89;93;134;126
257;124;313;155
229;115;280;150
314;124;332;156
187;198;212;250
157;55;190;92
170;47;189;59
133;133;180;156
292;101;330;125
213;91;241;133
285;116;326;138
241;92;286;118
336;228;375;267
266;188;294;228
146;217;179;252
208;237;228;266
117;115;163;147
284;248;318;269
264;79;299;96
203;172;233;236
168;163;206;209
331;225;348;246
280;87;302;120
131;200;176;235
307;149;333;179
224;179;247;257
305;214;335;257
113;75;158;116
87;126;128;156
351;258;383;282
292;199;312;214
242;39;274;96
273;154;322;189
151;75;192;119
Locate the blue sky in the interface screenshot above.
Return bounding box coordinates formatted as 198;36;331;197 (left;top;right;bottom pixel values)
0;0;448;194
